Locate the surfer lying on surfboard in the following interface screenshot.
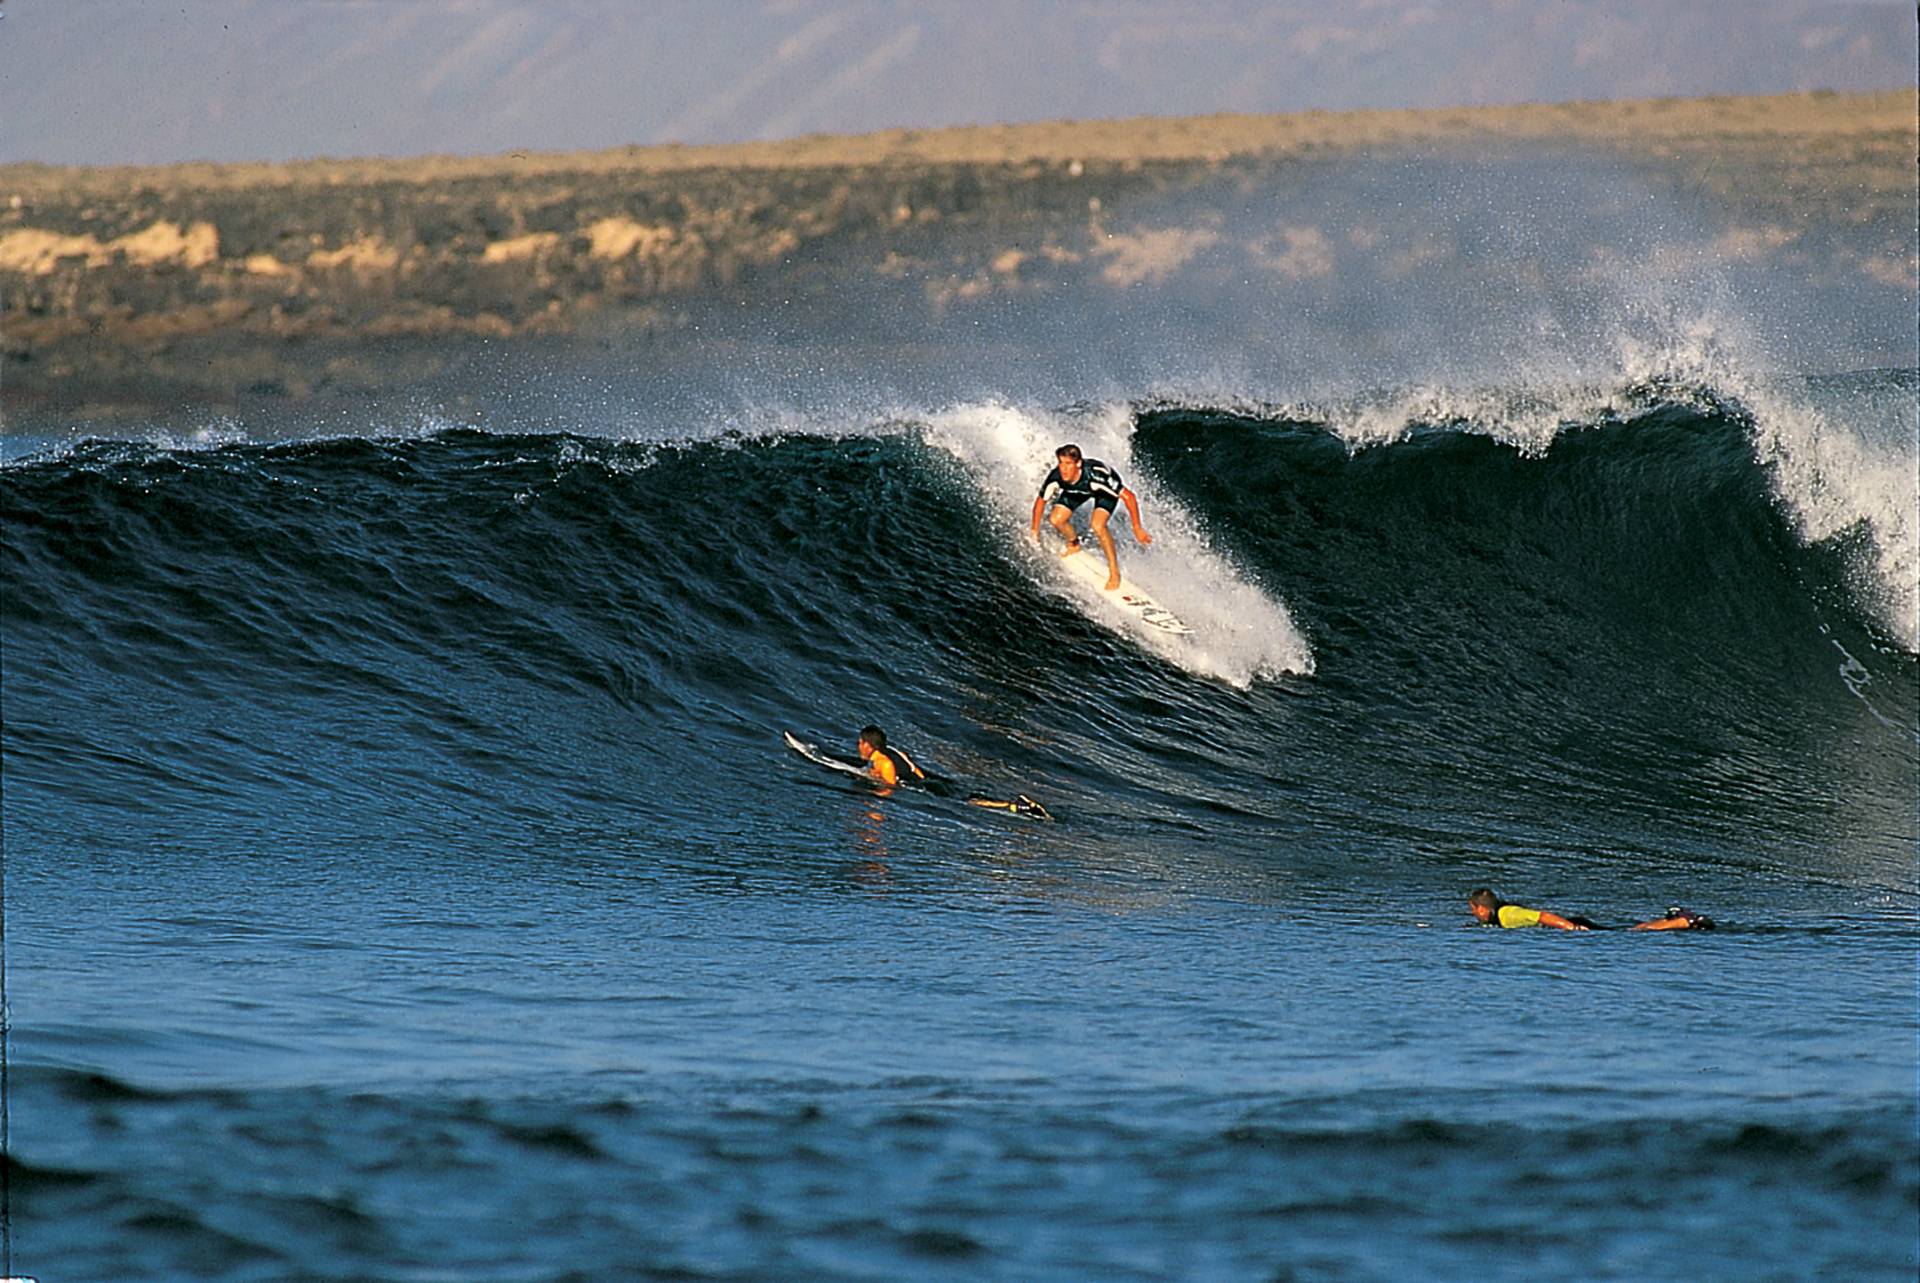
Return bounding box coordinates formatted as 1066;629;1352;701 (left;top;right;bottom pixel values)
782;726;1051;820
1030;443;1152;590
1468;888;1714;931
858;726;1051;819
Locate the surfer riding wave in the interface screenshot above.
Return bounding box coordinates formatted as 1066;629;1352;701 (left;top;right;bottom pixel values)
1030;443;1152;590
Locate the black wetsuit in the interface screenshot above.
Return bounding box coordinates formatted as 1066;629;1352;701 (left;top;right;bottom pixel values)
883;746;1044;816
1038;459;1125;513
849;740;1047;819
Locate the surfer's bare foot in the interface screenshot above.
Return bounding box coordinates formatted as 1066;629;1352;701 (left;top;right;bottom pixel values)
1105;572;1121;590
1061;540;1081;555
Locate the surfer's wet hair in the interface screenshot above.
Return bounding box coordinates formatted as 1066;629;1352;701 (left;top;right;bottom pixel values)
859;725;887;750
1469;888;1501;912
1056;443;1083;462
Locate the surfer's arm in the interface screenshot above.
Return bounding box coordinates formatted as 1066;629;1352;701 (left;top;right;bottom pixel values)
1536;911;1590;931
1120;488;1152;543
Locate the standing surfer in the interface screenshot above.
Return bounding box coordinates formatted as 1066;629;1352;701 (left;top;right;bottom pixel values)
1030;444;1152;590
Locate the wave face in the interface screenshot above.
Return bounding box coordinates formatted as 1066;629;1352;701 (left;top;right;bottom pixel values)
4;374;1913;881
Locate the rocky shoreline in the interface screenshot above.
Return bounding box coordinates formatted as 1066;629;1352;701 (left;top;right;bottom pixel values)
3;90;1912;424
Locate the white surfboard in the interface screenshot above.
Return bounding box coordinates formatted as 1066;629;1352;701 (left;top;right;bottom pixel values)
783;730;868;777
1057;546;1193;635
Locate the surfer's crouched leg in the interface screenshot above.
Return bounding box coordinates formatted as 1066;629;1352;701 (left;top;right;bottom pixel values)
1048;504;1080;551
1088;508;1121;588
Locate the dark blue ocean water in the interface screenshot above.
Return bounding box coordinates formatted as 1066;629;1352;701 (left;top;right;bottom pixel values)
4;367;1916;1280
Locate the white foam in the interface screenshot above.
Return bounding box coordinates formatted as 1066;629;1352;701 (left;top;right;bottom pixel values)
919;399;1315;686
1743;383;1916;651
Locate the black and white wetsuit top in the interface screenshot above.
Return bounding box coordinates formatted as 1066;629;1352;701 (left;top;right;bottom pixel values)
1038;458;1125;511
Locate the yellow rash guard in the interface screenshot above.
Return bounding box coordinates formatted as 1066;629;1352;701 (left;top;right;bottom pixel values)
1495;905;1544;928
866;747;925;789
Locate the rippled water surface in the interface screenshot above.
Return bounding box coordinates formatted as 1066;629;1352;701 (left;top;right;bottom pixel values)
5;370;1916;1280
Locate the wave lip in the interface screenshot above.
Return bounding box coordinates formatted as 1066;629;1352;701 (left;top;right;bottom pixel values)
1153;365;1917;654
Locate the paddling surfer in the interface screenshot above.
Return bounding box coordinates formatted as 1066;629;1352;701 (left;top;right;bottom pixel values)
856;725;1050;819
1030;444;1152;590
1468;888;1713;931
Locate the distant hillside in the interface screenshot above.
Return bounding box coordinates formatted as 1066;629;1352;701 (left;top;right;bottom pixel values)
6;0;1913;165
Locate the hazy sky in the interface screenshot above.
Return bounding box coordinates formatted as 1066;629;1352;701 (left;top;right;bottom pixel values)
5;0;1912;165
